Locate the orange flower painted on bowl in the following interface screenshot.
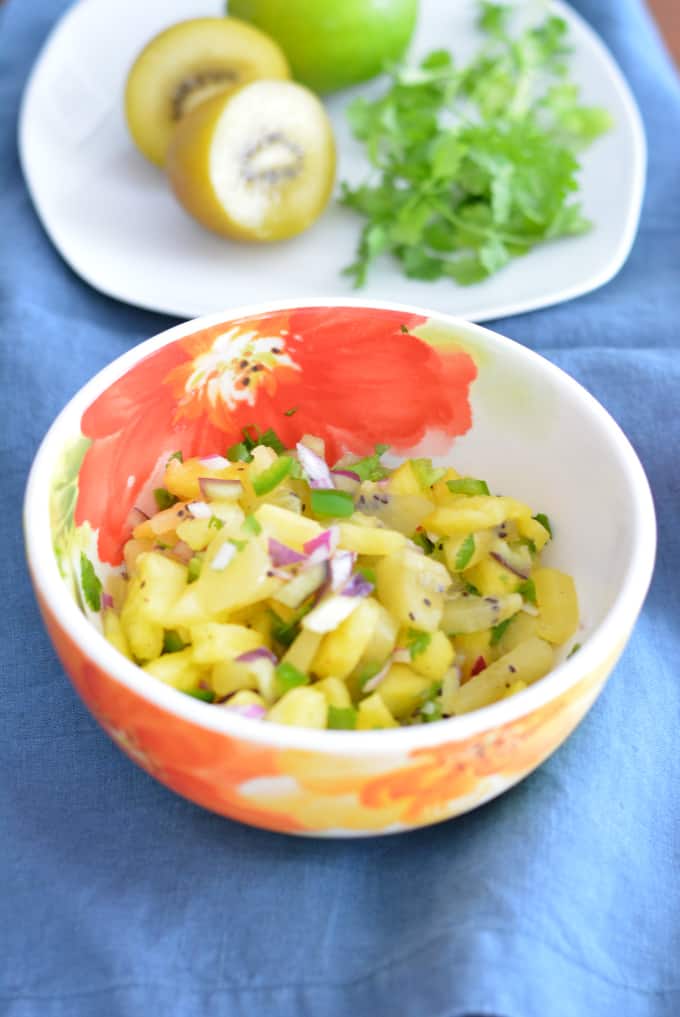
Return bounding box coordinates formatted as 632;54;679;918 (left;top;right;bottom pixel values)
74;307;477;565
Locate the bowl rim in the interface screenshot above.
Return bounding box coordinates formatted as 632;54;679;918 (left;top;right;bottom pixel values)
24;297;657;756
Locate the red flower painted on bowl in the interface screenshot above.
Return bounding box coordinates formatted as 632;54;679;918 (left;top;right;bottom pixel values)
74;307;477;564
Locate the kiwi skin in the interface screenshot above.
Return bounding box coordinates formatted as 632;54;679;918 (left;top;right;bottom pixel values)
166;94;238;237
124;17;290;167
166;85;336;243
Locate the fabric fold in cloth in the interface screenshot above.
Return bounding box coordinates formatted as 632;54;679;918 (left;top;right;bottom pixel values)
1;1;678;1015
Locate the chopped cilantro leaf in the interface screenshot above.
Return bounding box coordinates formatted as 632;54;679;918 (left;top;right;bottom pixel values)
455;534;476;570
242;514;262;536
227;441;253;463
275;661;309;693
284;407;298;417
490;616;514;646
412;531;435;555
341;5;611;289
153;487;178;510
208;515;224;530
80;553;102;611
228;538;247;552
163;630;188;653
184;687;215;703
517;578;537;604
406;628;432;659
567;642;582;659
187;557;202;584
167;450;183;463
328;706;358;730
447;477;490;496
411;458;447;489
533;513;553;538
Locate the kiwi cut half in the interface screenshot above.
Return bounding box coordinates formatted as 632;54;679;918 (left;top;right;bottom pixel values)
166;80;336;242
124;17;290;167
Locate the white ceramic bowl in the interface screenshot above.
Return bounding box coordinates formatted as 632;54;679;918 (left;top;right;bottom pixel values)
24;299;656;836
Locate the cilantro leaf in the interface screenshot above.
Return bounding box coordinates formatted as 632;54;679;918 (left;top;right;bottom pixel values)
80;553;102;612
341;2;611;289
406;628;432;659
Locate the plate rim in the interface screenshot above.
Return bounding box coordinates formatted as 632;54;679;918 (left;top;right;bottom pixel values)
18;0;647;323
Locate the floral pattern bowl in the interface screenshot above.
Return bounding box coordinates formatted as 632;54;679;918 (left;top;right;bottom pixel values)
24;300;656;836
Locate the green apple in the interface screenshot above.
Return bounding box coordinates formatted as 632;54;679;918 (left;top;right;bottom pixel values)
228;0;419;93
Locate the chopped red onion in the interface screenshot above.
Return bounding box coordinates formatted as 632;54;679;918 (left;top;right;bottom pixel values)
199;477;242;501
341;573;374;598
332;469;360;483
187;500;212;519
303;527;339;563
470;656;487;677
521;602;539;617
200;455;230;469
268;538;305;567
128;506;150;528
235;647;278;665
221;703;266;720
490;551;530;580
392;648;412;665
101;593;114;610
169;540;193;564
296;442;334;489
210;542;237;571
328;550;356;592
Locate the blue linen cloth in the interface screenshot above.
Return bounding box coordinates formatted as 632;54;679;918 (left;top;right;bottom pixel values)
1;0;679;1014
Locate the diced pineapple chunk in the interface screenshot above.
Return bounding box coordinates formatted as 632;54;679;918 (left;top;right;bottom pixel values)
176;517;213;551
422;496;531;535
164;587;213;629
338;523;406;556
387;461;421;495
464;555;522;597
102;609;131;659
442;592;521;635
314;677;353;710
282;628;323;673
517;515;551;552
501;680;528;699
196;534;281;614
356;693;399;729
446;637;554;714
453;629;495;680
494;610;539;655
164;456;250;502
254;503;322;548
143;648;205;691
409;630;454;681
190;622;264;664
372;664;433;720
313;598;381;679
430;468;462;505
132;552;188;624
442;529;495;572
267;687;327;728
211;660;259;697
376;549;449;631
224;690;266;708
533;568;579;644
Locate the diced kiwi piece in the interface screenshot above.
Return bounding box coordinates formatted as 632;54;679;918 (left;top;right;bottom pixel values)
124;17;290;167
166;80;335;242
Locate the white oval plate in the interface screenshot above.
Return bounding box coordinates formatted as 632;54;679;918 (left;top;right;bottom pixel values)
19;0;645;322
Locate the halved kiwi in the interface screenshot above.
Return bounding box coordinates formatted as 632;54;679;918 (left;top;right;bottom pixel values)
124;17;290;167
166;80;336;242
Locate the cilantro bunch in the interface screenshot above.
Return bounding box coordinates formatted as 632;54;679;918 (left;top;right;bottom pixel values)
341;2;613;287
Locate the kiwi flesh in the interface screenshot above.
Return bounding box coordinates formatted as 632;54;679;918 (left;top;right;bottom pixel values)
124;17;290;167
166;80;336;242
